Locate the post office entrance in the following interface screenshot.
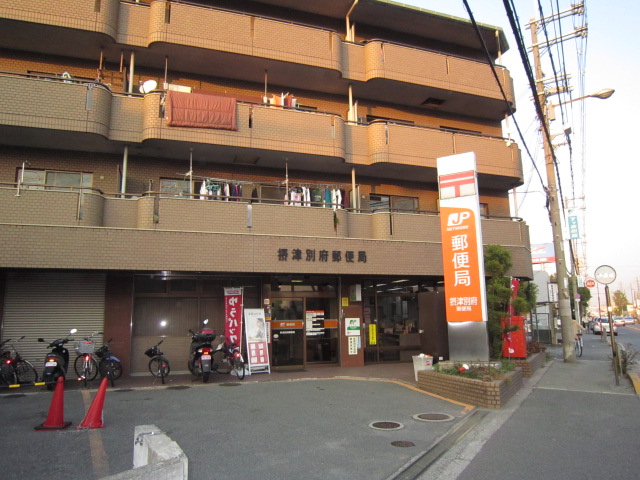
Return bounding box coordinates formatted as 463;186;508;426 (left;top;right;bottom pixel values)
269;277;339;370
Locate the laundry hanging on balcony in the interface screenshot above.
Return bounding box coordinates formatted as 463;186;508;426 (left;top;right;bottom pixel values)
165;90;237;130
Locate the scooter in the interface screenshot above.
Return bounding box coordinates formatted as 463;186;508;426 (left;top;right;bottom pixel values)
38;328;77;390
187;319;216;383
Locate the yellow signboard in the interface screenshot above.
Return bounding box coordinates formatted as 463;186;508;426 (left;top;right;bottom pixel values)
368;323;377;345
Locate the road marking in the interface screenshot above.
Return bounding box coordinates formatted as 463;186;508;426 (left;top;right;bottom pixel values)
282;375;475;414
81;389;109;478
534;385;636;396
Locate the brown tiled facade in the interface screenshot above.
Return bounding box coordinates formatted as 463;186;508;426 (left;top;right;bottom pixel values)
0;1;532;374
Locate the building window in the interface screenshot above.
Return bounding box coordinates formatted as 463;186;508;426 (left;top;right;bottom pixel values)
369;194;418;213
18;169;93;191
160;178;192;197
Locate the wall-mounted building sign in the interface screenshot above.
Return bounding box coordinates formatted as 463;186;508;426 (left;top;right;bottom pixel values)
345;317;361;336
531;243;556;264
277;248;367;263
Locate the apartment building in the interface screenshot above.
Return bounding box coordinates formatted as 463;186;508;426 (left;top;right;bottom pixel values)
0;0;532;376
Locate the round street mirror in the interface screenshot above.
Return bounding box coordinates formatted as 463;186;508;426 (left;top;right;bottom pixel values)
594;265;616;285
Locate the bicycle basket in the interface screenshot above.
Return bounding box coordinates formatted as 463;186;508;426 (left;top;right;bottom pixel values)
144;346;160;358
75;341;95;355
95;345;108;358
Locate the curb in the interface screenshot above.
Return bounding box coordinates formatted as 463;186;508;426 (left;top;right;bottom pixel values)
628;372;640;396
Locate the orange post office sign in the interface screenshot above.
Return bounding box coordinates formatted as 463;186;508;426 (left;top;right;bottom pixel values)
440;205;484;322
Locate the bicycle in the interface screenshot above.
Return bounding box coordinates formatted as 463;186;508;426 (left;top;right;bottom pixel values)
0;336;39;385
73;332;102;387
96;338;123;387
213;335;246;380
574;333;583;357
145;340;170;384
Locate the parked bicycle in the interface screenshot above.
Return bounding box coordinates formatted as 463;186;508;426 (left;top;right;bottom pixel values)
0;336;39;385
145;339;170;384
213;335;246;380
574;332;583;357
95;338;123;387
73;332;102;387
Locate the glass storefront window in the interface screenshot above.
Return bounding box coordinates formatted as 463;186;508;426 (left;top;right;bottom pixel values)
363;279;424;363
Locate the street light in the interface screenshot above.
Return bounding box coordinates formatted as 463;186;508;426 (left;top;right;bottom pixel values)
538;87;615;362
550;88;615;107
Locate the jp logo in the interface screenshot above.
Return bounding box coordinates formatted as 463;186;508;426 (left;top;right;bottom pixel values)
447;211;471;227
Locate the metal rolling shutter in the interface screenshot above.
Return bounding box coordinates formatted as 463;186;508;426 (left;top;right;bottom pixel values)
1;272;106;375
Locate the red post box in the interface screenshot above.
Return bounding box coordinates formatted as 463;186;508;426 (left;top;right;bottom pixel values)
501;316;527;358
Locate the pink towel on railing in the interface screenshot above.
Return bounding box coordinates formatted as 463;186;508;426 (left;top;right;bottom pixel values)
165;90;237;130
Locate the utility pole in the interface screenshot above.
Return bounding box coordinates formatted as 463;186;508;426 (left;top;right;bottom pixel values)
529;17;575;362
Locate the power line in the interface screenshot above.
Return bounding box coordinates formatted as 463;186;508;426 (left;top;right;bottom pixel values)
460;0;547;212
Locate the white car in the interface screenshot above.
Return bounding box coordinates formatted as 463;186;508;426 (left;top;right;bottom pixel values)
623;316;636;325
613;316;626;327
592;317;618;335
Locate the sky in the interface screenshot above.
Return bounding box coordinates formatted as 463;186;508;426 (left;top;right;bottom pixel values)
402;0;640;309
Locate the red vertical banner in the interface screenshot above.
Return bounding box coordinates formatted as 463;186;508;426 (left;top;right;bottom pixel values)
224;287;243;350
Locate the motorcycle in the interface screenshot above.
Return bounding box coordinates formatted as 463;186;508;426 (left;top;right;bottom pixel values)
187;319;216;383
38;328;77;390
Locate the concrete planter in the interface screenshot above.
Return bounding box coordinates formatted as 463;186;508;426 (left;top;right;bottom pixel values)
513;351;546;378
417;368;523;409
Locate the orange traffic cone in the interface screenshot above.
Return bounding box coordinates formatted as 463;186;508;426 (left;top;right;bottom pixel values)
35;376;72;430
78;377;108;429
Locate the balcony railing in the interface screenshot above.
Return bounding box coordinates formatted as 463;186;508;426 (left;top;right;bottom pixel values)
0;72;520;185
1;0;514;111
0;185;529;246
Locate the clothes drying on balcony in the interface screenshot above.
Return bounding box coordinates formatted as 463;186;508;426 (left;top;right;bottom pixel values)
199;179;243;200
165;90;237;130
286;186;347;209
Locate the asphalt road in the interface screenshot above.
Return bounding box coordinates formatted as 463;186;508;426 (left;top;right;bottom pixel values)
0;376;471;479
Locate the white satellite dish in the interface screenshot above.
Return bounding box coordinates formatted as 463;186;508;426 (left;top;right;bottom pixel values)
139;79;158;94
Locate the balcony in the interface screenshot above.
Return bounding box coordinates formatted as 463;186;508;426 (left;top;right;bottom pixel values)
0;185;532;279
0;73;521;187
0;0;514;120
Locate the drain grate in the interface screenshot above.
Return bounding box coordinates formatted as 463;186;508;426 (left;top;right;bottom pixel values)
413;413;454;422
167;385;190;390
391;441;416;448
219;383;241;387
0;393;26;398
114;388;134;393
370;421;404;431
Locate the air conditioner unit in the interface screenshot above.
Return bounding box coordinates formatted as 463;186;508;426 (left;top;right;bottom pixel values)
163;83;192;93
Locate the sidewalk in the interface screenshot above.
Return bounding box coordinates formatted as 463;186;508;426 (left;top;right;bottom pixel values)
423;346;639;480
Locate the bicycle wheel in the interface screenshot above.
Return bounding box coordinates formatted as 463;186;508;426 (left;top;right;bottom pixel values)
99;359;123;387
574;339;582;357
148;357;170;378
231;357;245;380
211;350;228;373
0;364;17;385
14;360;38;384
74;356;99;381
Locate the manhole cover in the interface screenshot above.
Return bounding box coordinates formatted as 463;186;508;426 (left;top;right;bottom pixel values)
413;413;454;422
167;385;191;390
370;421;404;430
391;441;415;448
219;383;241;387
